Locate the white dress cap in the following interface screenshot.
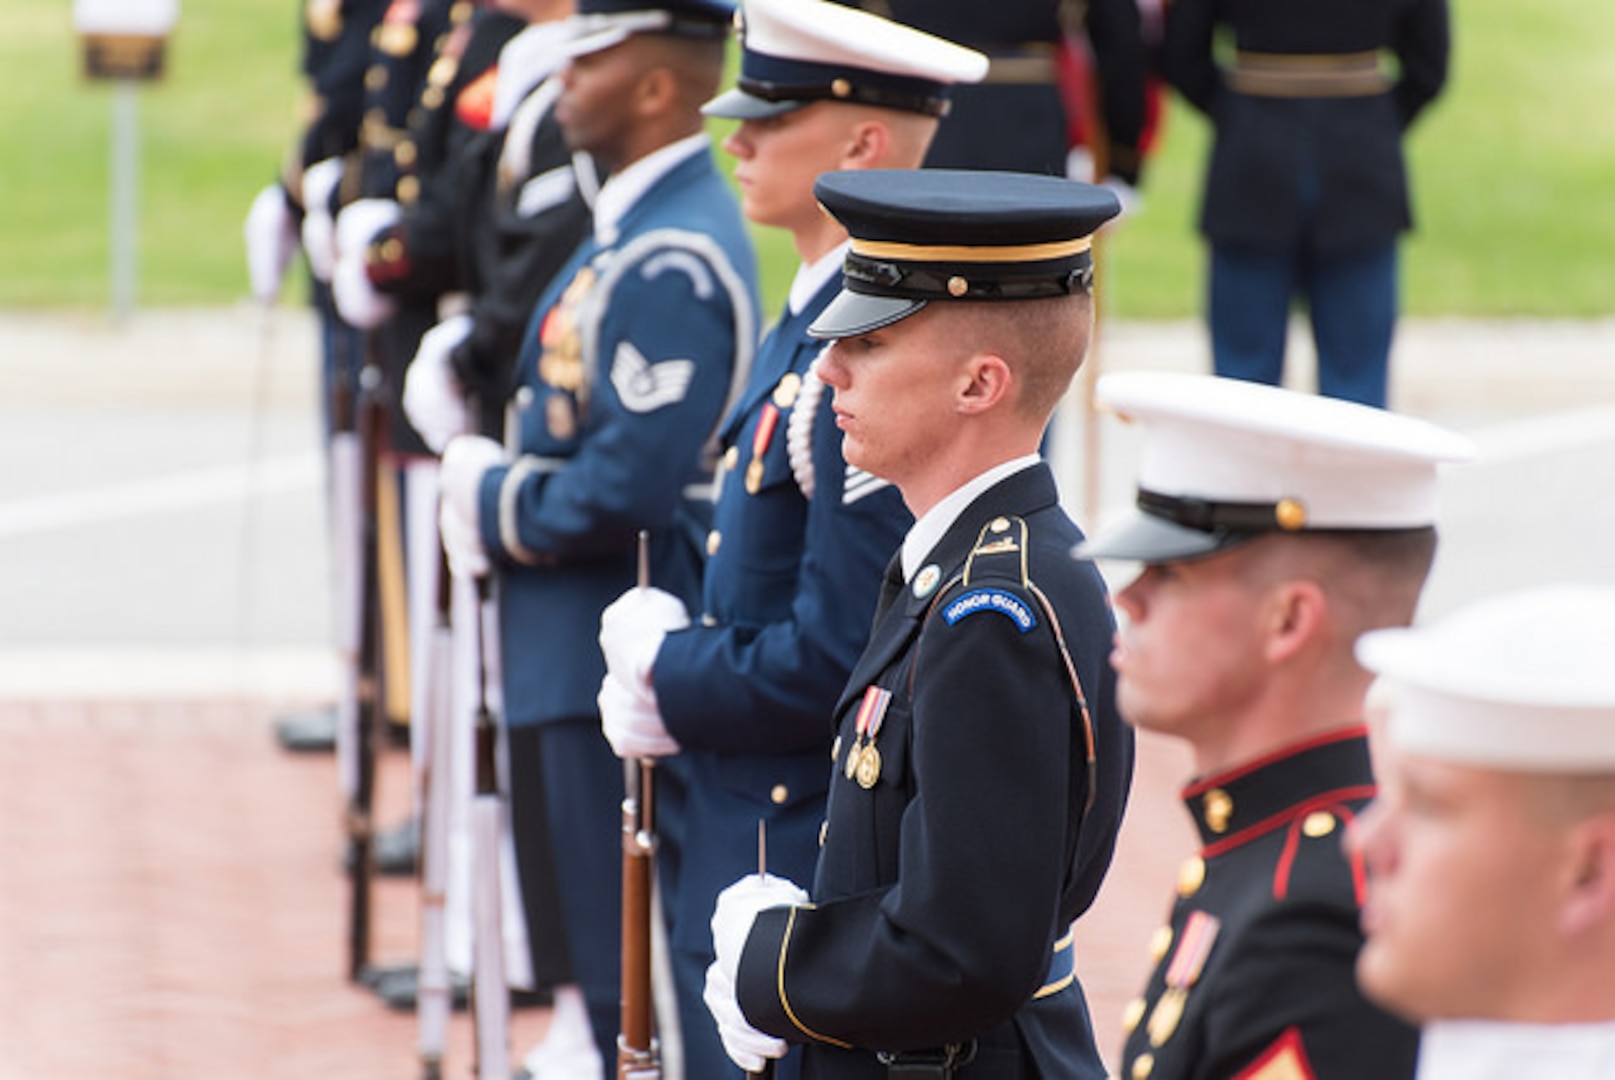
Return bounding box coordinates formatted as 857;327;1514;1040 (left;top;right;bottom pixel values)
1076;373;1476;562
1357;585;1615;771
703;0;987;120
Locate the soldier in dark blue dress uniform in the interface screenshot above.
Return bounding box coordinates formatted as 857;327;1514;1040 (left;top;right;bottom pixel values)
592;1;985;1074
1161;0;1450;407
834;0;1148;186
1071;371;1474;1080
434;0;755;1065
704;169;1135;1079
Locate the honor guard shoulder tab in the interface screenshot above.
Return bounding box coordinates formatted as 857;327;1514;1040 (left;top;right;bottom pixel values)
932;515;1039;634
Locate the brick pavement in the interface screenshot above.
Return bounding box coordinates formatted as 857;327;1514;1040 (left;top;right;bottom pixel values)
0;696;1196;1080
0;699;549;1080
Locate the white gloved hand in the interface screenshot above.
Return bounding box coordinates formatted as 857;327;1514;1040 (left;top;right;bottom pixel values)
597;673;680;759
1099;174;1142;221
711;874;809;974
299;157;344;284
1065;147;1143;222
404;314;474;453
1065;145;1098;184
703;962;787;1074
244;184;298;303
438;435;506;579
598;586;691;689
331;199;403;328
703;873;809;1073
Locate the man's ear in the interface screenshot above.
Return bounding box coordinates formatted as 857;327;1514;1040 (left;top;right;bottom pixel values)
956;352;1011;415
1560;812;1615;938
636;65;676;117
840;119;892;170
1263;578;1327;664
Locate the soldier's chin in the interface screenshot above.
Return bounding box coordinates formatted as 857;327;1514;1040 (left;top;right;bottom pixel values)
1354;940;1422;1024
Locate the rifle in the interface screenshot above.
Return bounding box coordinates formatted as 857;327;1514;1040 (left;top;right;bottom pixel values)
470;573;512;1080
619;531;661;1080
747;821;775;1080
414;542;455;1080
340;356;386;982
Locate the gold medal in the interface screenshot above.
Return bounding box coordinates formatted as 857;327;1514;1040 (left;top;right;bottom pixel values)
745;457;765;495
1146;987;1186;1047
844;742;863;781
772;371;801;409
377;21;417;56
855;743;882;789
306;0;343;40
546;394;576;440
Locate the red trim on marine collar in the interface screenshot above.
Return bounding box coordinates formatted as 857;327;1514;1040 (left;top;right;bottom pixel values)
1182;724;1368;798
1201;785;1376;861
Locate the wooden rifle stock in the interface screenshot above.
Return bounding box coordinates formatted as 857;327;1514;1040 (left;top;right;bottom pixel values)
619;759;659;1079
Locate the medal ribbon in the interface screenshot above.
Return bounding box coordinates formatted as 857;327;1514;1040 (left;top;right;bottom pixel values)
751;402;780;465
855;685;891;744
1166;910;1220;988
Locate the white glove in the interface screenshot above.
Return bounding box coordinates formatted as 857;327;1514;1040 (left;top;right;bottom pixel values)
703;873;810;1073
438;435;505;579
1065;147;1142;222
704;962;787;1074
1100;173;1142;220
299;157;344;284
404;315;474;453
244;184;298;303
1065;146;1098;184
597;673;680;759
332;199;403;328
598;585;691;689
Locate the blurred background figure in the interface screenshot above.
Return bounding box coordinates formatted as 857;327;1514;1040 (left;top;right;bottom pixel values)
1161;0;1450;408
832;0;1149;195
1354;585;1615;1080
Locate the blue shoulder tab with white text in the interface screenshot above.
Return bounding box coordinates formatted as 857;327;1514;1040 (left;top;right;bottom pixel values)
942;587;1037;633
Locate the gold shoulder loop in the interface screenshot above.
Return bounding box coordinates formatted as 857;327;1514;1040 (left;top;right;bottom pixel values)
963;514;1030;587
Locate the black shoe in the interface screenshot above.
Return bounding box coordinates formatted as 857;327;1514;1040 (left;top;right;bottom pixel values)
341;817;420;877
355;961;413;990
375;817;420;876
372;963;471;1011
511;984;554;1009
273;706;338;753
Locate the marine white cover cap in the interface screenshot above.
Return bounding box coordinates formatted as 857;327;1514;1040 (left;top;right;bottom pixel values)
1358;585;1615;771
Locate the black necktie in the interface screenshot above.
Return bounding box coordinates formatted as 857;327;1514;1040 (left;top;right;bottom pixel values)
874;551;906;623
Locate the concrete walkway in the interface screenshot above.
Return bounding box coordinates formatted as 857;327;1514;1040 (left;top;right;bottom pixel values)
0;307;1611;1077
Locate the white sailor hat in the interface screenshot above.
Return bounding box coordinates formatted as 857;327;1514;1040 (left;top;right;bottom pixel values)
563;0;733;61
702;0;987;121
1358;585;1615;771
1073;373;1476;562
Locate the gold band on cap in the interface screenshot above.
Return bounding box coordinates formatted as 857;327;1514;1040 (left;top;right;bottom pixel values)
850;235;1093;265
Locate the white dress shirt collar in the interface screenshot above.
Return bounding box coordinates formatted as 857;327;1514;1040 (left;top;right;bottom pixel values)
787;240;850;317
900;454;1042;582
592;132;709;245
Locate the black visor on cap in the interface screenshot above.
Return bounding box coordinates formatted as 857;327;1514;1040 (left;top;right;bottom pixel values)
701;86;804;120
807;291;926;339
1072;511;1256;564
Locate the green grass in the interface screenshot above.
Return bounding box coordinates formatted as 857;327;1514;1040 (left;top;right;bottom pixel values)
3;0;1611;316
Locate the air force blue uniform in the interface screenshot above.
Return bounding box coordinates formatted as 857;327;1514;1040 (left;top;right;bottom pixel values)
736;465;1133;1078
651;272;912;1077
476;141;757;1064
